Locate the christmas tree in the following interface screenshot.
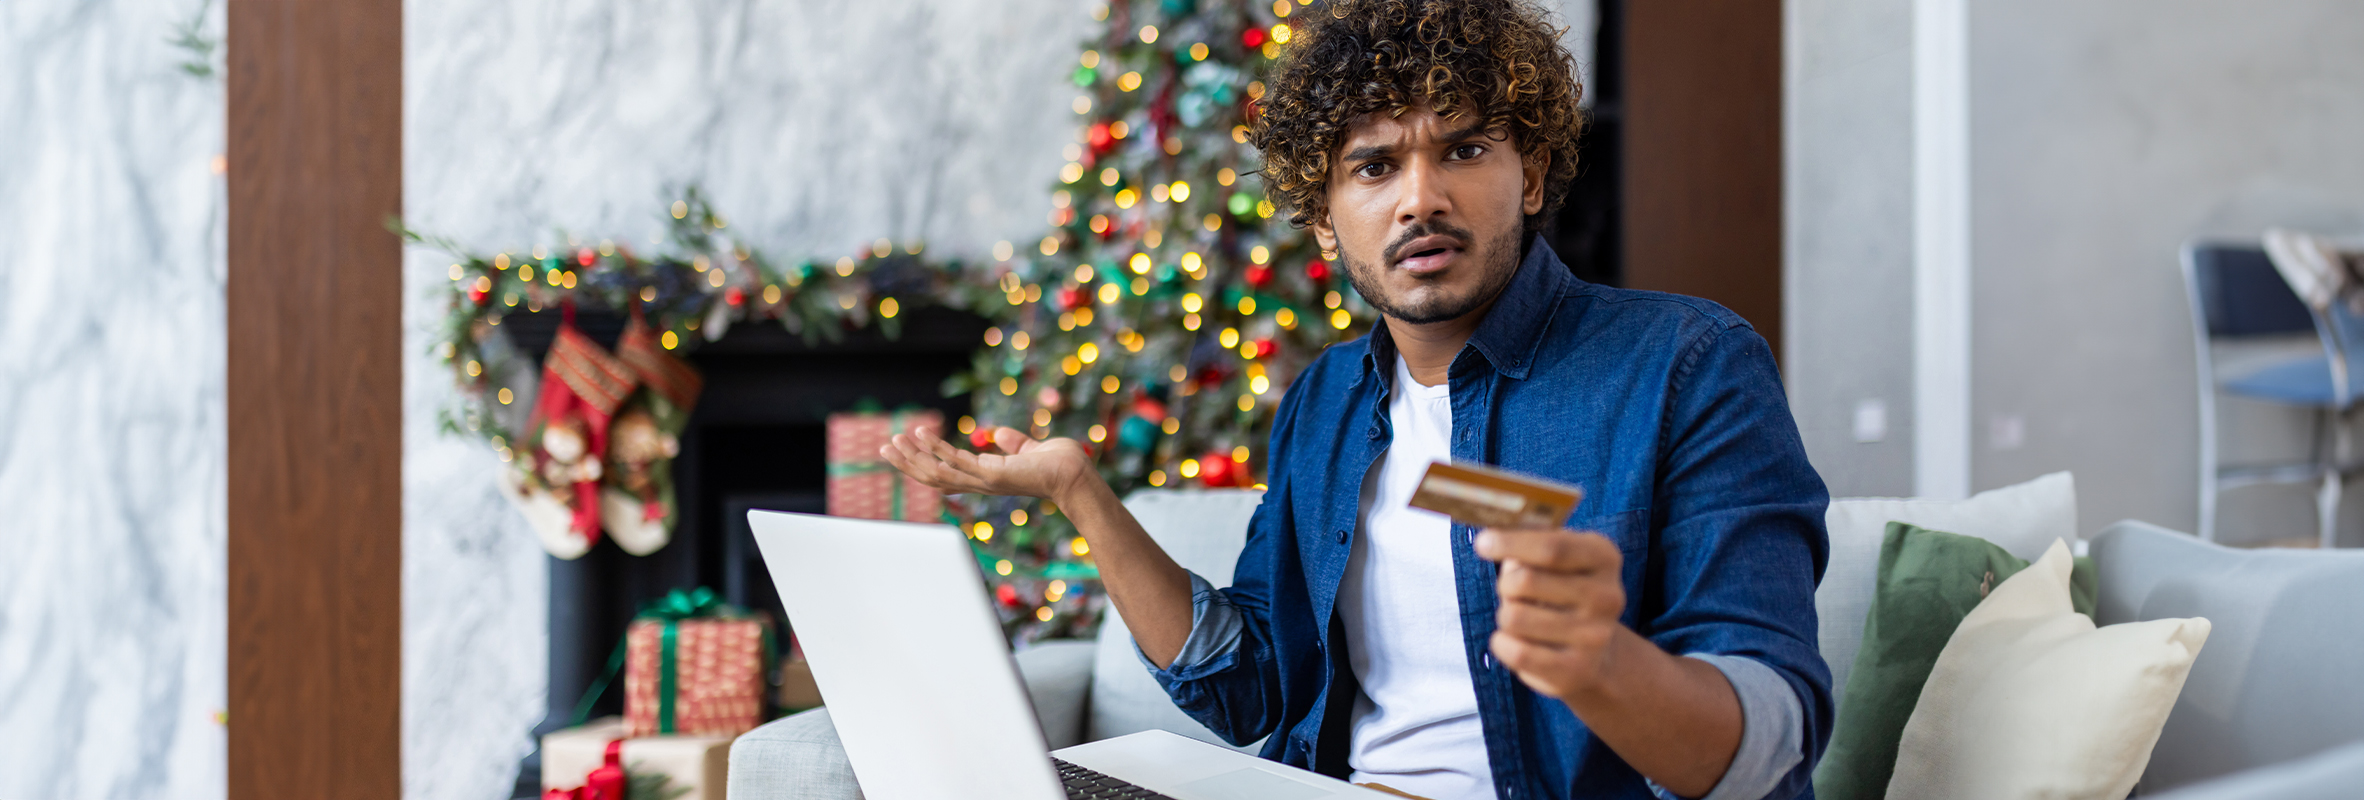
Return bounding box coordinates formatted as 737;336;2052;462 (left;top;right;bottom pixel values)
952;0;1376;639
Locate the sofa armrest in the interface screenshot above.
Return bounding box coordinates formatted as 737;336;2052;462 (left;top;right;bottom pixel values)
727;708;863;800
1016;640;1098;749
725;639;1101;799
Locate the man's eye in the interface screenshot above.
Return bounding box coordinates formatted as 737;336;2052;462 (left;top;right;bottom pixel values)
1355;163;1391;179
1449;144;1486;160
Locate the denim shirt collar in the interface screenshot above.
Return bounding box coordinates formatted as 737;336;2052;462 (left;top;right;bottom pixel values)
1358;235;1570;391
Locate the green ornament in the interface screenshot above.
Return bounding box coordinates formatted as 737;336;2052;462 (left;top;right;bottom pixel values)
1073;66;1098;87
1159;0;1197;17
1227;192;1256;217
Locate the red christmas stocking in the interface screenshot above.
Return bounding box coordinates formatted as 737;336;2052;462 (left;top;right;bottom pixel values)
525;307;638;552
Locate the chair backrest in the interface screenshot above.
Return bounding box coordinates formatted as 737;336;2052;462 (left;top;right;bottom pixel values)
2185;244;2314;339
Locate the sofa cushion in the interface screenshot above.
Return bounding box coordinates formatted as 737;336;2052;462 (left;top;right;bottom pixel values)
1819;471;2077;697
1813;523;2095;800
2142;737;2364;800
1888;541;2209;800
1090;490;1265;748
2091;520;2364;792
728;708;864;800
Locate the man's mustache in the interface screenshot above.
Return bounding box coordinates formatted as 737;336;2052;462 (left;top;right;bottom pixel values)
1382;221;1476;265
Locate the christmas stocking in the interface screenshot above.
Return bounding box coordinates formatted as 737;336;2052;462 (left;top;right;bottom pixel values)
602;313;702;556
518;308;638;558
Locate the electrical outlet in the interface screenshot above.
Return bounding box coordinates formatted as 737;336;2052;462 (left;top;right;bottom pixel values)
1990;414;2026;451
1853;399;1887;443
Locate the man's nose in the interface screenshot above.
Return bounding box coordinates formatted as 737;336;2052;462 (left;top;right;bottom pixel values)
1394;157;1452;226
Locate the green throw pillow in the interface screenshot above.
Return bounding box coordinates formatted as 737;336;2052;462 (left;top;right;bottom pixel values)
1812;522;2097;800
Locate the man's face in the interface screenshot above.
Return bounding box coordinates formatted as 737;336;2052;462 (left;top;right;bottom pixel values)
1311;106;1549;326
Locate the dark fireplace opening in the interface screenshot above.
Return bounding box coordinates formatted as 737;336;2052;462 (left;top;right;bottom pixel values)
504;304;988;797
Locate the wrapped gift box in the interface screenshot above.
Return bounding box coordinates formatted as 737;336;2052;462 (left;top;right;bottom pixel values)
825;408;944;521
623;616;769;738
542;716;731;800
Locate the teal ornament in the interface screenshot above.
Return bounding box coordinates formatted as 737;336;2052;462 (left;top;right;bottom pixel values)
1177;89;1217;128
1119;416;1159;451
1159;0;1197;16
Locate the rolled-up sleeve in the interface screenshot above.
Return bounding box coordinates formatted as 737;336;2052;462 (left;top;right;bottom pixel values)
1645;655;1807;800
1136;571;1244;680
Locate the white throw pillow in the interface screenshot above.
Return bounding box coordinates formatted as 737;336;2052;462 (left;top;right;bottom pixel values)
1819;471;2078;696
1886;540;2210;800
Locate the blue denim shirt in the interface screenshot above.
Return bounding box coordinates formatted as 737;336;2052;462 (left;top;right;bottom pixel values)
1144;239;1833;800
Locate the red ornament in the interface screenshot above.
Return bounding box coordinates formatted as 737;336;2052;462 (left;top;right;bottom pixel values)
1196;365;1228;386
1058;286;1088;311
1199;453;1239;488
1305;257;1331;282
1087;122;1116;154
1242;27;1268;49
1252;338;1277;359
724;286;746;306
970;426;997;450
1244;264;1273;288
469;286;491;306
995;583;1022;608
1132;397;1169;423
576;248;597;267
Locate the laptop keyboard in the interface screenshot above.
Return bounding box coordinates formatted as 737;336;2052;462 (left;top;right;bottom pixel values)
1054;758;1179;800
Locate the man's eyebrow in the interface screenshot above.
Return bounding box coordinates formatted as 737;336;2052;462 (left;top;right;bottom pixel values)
1339;123;1496;166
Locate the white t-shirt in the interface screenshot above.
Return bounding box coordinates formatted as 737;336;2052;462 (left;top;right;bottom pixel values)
1336;355;1495;800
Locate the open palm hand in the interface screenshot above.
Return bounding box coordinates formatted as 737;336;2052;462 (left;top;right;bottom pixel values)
879;425;1096;501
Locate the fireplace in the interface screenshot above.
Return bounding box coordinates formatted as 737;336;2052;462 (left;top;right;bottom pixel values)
501;304;990;797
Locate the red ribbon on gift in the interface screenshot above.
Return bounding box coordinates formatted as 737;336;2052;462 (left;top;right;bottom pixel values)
543;739;627;800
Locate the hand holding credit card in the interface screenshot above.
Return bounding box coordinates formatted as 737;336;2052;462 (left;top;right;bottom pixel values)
1407;461;1583;529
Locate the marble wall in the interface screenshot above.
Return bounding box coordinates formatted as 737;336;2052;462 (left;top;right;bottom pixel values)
0;0;228;797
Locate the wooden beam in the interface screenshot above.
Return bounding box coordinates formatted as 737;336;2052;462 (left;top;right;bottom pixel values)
226;1;403;797
1622;0;1784;359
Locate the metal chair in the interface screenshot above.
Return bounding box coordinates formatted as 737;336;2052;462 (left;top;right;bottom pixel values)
2184;241;2364;546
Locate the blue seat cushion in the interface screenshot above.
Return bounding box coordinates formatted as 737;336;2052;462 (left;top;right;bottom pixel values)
2222;355;2361;406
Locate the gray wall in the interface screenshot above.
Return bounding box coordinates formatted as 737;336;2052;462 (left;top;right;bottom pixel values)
0;1;227;797
1784;0;1917;498
1787;0;2364;543
1967;0;2364;540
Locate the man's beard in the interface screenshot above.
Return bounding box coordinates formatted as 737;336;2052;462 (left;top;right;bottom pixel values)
1340;220;1525;326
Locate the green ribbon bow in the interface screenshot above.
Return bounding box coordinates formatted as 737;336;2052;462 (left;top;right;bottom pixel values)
572;586;772;734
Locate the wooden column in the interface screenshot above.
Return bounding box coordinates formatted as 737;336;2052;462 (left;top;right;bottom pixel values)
1622;0;1784;358
226;1;403;797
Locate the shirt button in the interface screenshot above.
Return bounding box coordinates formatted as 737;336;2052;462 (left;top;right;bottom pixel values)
1483;653;1495;669
1367;425;1382;439
1336;529;1350;543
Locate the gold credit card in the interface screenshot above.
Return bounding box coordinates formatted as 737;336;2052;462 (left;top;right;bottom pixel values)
1408;461;1584;530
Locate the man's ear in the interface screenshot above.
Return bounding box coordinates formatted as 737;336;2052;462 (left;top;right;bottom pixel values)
1311;212;1340;254
1522;151;1552;217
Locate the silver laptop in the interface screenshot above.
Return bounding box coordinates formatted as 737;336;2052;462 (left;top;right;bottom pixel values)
749;510;1392;800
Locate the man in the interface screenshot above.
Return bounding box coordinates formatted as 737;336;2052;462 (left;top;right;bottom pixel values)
878;1;1830;798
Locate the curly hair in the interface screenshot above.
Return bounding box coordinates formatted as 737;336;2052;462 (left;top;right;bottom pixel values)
1251;0;1585;233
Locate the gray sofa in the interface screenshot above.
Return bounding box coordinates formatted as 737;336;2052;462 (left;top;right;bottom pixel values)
729;492;2364;799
